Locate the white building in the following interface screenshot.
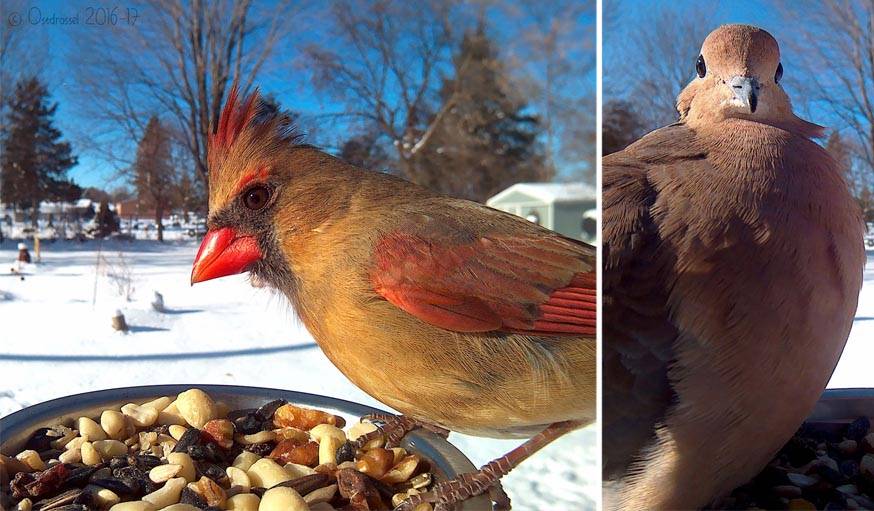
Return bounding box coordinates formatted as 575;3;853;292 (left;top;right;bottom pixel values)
487;182;597;242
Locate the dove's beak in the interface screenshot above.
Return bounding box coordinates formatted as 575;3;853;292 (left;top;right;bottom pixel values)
729;76;760;113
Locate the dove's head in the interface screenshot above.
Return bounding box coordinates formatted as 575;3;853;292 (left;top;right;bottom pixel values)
677;24;823;137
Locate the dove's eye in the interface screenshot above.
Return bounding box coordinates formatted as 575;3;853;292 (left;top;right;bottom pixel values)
775;62;783;84
696;55;706;78
242;185;271;211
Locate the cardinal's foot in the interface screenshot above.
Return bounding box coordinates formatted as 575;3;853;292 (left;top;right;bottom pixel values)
354;413;450;449
395;465;511;511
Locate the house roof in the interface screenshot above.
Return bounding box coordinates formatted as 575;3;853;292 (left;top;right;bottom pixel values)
487;182;596;206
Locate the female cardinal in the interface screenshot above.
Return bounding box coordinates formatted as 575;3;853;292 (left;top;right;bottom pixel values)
191;87;596;510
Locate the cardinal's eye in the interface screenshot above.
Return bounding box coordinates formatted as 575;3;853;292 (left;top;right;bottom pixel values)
696;55;706;78
775;62;783;84
242;185;271;211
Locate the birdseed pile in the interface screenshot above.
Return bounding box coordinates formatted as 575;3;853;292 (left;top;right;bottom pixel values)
719;417;874;510
0;389;437;511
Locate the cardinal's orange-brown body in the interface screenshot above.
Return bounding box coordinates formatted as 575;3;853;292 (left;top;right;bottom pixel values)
266;151;595;437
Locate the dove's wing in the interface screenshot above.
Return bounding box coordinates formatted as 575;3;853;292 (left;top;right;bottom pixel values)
602;124;710;478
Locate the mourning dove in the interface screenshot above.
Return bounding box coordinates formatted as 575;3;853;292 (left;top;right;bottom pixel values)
602;24;864;510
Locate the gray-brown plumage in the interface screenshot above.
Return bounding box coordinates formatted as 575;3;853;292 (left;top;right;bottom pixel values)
603;24;865;510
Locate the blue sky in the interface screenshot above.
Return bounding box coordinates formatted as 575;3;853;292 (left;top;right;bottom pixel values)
603;0;839;129
6;0;596;189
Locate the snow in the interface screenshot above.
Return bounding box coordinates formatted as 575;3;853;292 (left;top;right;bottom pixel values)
0;239;596;510
829;249;874;389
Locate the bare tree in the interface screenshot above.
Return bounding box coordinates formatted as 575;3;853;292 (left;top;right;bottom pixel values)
603;99;647;155
133;117;175;242
501;0;596;181
302;0;460;180
70;0;300;184
779;1;874;185
603;1;715;131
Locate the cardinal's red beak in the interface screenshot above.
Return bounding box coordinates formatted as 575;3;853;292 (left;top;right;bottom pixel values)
191;227;262;285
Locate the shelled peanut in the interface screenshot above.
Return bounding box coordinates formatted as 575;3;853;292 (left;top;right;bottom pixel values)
0;389;437;511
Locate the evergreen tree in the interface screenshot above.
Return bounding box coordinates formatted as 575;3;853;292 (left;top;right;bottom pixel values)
0;77;78;224
93;199;119;238
133;117;176;242
413;22;546;202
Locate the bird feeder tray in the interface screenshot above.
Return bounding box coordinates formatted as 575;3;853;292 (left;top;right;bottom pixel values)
0;384;493;511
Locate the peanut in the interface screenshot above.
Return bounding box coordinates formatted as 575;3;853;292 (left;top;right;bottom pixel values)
15;450;45;471
157;401;188;426
142;476;185;508
108;502;157;511
247;458;292;488
92;440;128;459
175;389;217;428
381;454;421;484
100;410;129;440
141;396;172;412
303;483;337;505
121;403;159;428
85;485;120;508
149;463;182;483
232;450;261;471
258;486;308;511
226;466;251;492
81;441;102;466
235;430;276;445
58;448;81;464
77;417;107;441
166;452;196;483
226;493;260;511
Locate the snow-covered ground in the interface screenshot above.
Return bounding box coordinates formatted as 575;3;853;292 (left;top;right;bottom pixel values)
829;249;874;389
0;239;596;510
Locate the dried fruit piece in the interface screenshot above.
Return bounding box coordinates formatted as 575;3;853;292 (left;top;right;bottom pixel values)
273;404;340;430
338;467;384;511
23;462;69;498
191;476;227;507
201;419;234;449
273;427;309;443
269;440;319;466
